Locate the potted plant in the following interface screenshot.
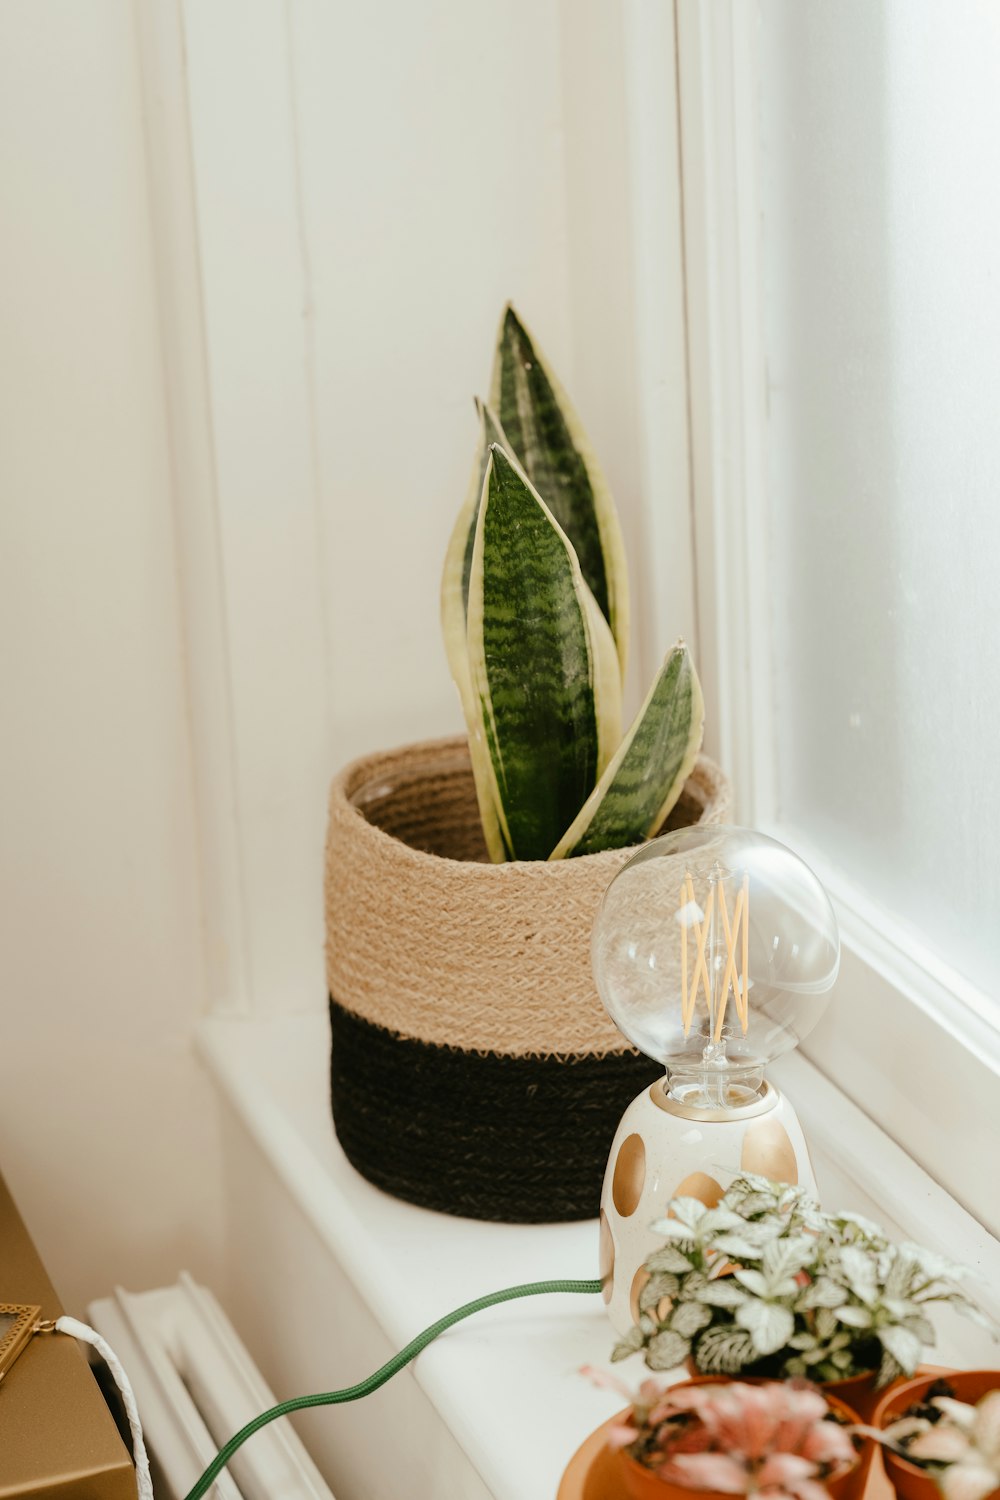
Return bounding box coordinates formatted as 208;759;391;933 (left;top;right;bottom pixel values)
325;306;729;1222
611;1173;995;1417
584;1370;866;1500
868;1373;1000;1500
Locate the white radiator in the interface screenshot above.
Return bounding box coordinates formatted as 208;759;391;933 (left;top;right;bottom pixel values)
88;1273;335;1500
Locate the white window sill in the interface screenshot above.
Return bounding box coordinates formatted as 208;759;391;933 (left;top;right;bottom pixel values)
198;1012;1000;1500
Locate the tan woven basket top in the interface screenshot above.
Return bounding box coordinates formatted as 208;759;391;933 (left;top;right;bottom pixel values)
324;736;730;1059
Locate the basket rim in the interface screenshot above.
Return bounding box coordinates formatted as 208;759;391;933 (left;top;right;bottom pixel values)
327;733;730;876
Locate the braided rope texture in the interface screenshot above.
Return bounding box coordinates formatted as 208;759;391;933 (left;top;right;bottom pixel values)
329;996;663;1220
324;735;730;1058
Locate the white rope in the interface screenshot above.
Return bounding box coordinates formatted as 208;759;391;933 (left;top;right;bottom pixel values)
55;1315;154;1500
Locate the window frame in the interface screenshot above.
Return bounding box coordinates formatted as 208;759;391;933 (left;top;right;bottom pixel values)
675;0;1000;1236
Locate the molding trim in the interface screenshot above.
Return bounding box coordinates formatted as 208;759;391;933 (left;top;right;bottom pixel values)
134;0;251;1014
675;0;769;800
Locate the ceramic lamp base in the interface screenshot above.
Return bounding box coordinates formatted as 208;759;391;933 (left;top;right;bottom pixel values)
600;1078;816;1335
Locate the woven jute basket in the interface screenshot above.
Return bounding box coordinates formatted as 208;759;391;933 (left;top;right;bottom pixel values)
324;735;730;1222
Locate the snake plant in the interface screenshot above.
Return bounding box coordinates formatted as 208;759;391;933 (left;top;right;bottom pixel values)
441;305;703;862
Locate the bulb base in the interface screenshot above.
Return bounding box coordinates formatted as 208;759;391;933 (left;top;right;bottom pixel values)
651;1075;776;1122
599;1080;816;1335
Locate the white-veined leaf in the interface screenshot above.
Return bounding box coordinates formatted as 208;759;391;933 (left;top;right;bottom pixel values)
949;1297;1000;1335
762;1237;817;1284
902;1313;936;1346
814;1306;838;1339
712;1233;778;1261
733;1268;770;1299
671;1301;714;1338
834;1304;874;1329
639;1274;679;1312
693;1325;756;1376
645;1245;695;1275
840;1246;879;1305
877;1324;923;1375
697;1280;749;1310
899;1242;970;1283
797;1278;845;1310
665;1197;710;1231
646;1328;690;1371
735;1299;796;1357
611;1325;646;1362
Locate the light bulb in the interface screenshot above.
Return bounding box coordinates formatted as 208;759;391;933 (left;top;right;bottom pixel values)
592;826;839;1110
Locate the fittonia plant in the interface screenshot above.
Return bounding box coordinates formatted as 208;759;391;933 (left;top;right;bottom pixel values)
612;1174;997;1387
441;305;704;862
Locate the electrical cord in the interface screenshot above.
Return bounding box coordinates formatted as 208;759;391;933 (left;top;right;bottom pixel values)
182;1276;602;1500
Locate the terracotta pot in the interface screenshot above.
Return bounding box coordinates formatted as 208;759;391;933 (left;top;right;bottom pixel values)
873;1370;1000;1500
617;1448;727;1500
820;1367;886;1422
688;1356;886;1420
613;1377;869;1500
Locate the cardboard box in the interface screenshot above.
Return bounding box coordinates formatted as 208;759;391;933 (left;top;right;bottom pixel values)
0;1173;134;1500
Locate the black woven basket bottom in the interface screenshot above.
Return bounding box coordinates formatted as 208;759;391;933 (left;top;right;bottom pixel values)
328;996;662;1223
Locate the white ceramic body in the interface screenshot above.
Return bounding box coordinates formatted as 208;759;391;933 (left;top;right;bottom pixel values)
599;1079;816;1335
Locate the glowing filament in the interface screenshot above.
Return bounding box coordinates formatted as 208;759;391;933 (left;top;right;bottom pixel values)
680;872;750;1040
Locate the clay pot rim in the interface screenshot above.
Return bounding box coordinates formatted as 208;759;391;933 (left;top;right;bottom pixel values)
875;1370;1000;1481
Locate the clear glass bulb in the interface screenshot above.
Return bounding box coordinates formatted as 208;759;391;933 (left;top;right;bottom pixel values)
591;826;840;1110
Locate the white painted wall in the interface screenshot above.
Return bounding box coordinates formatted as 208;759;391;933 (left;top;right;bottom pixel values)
0;0;692;1308
0;0;225;1311
166;0;693;1020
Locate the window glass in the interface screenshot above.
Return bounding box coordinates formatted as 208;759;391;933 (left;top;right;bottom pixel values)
760;2;1000;998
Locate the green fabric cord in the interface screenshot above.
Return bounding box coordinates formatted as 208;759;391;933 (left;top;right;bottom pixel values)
182;1277;602;1500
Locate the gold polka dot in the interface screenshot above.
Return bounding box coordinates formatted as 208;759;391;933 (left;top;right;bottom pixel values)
612;1133;646;1216
741;1118;798;1184
599;1211;614;1304
671;1172;725;1210
630;1266;649;1324
629;1264;672;1325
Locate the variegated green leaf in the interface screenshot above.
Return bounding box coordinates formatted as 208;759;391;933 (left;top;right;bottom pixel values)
645;1245;694;1275
549;642;704;859
490;304;630;676
611;1325;646;1362
441;400;511;693
440;402;514;862
877;1324;923;1376
693;1325;755;1376
697;1280;749;1310
736;1299;796;1357
670;1301;713;1338
646;1328;690;1371
466;445;622;861
639;1273;679;1312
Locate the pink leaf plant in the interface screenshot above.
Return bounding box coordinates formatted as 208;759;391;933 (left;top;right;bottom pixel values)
583;1369;858;1500
866;1388;1000;1500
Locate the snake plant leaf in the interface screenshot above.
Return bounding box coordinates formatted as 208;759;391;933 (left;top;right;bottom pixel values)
441;399;511;700
467;444;622;862
490;304;630;678
440;402;516;862
550;641;704;859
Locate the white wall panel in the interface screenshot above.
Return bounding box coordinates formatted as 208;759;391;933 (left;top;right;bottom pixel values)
157;1;693;1019
286;0;575;756
0;0;225;1310
181;1;332;1015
